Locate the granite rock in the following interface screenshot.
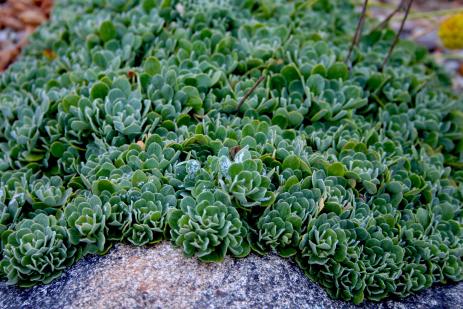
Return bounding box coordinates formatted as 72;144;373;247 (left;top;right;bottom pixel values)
1;242;462;309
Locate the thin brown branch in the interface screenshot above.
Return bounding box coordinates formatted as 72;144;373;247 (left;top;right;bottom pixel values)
371;0;405;32
354;10;367;46
345;0;369;65
236;75;265;112
381;0;414;70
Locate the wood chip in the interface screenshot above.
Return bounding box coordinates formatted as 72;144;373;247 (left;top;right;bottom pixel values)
0;16;24;30
18;10;47;26
0;0;53;71
0;48;20;71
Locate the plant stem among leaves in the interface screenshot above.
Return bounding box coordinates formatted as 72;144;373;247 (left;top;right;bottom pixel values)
345;0;369;66
236;75;265;112
372;0;406;32
381;0;414;70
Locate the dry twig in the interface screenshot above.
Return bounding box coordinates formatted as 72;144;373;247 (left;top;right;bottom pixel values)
381;0;414;70
371;0;405;32
346;0;369;65
236;75;265;112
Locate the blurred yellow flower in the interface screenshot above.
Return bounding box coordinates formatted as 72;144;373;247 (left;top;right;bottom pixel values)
439;13;463;49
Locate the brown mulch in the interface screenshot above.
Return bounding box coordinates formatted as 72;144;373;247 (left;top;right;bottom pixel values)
0;0;53;71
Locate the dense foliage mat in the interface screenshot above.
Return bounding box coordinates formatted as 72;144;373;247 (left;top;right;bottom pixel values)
0;0;462;304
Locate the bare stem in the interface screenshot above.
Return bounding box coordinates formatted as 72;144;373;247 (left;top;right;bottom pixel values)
372;0;405;32
381;0;413;70
354;10;367;46
346;0;369;65
236;75;265;112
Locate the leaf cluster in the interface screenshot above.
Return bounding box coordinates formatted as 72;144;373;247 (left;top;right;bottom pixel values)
0;0;462;304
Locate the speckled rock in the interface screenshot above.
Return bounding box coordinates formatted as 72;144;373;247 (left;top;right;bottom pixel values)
1;242;462;309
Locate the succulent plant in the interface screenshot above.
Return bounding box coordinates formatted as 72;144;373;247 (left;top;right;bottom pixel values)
128;185;177;246
27;176;72;210
394;263;433;298
0;213;75;287
339;148;384;195
310;169;356;216
0;0;462;303
222;148;276;208
0;194;20;236
296;213;365;304
64;194;110;255
1;169;32;210
363;237;405;301
256;188;321;256
298;213;351;265
102;191;133;242
115;136;181;172
168;190;250;262
300;255;367;304
169;159;212;191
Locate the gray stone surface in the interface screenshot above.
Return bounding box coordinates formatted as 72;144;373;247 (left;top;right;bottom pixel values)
1;242;462;309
